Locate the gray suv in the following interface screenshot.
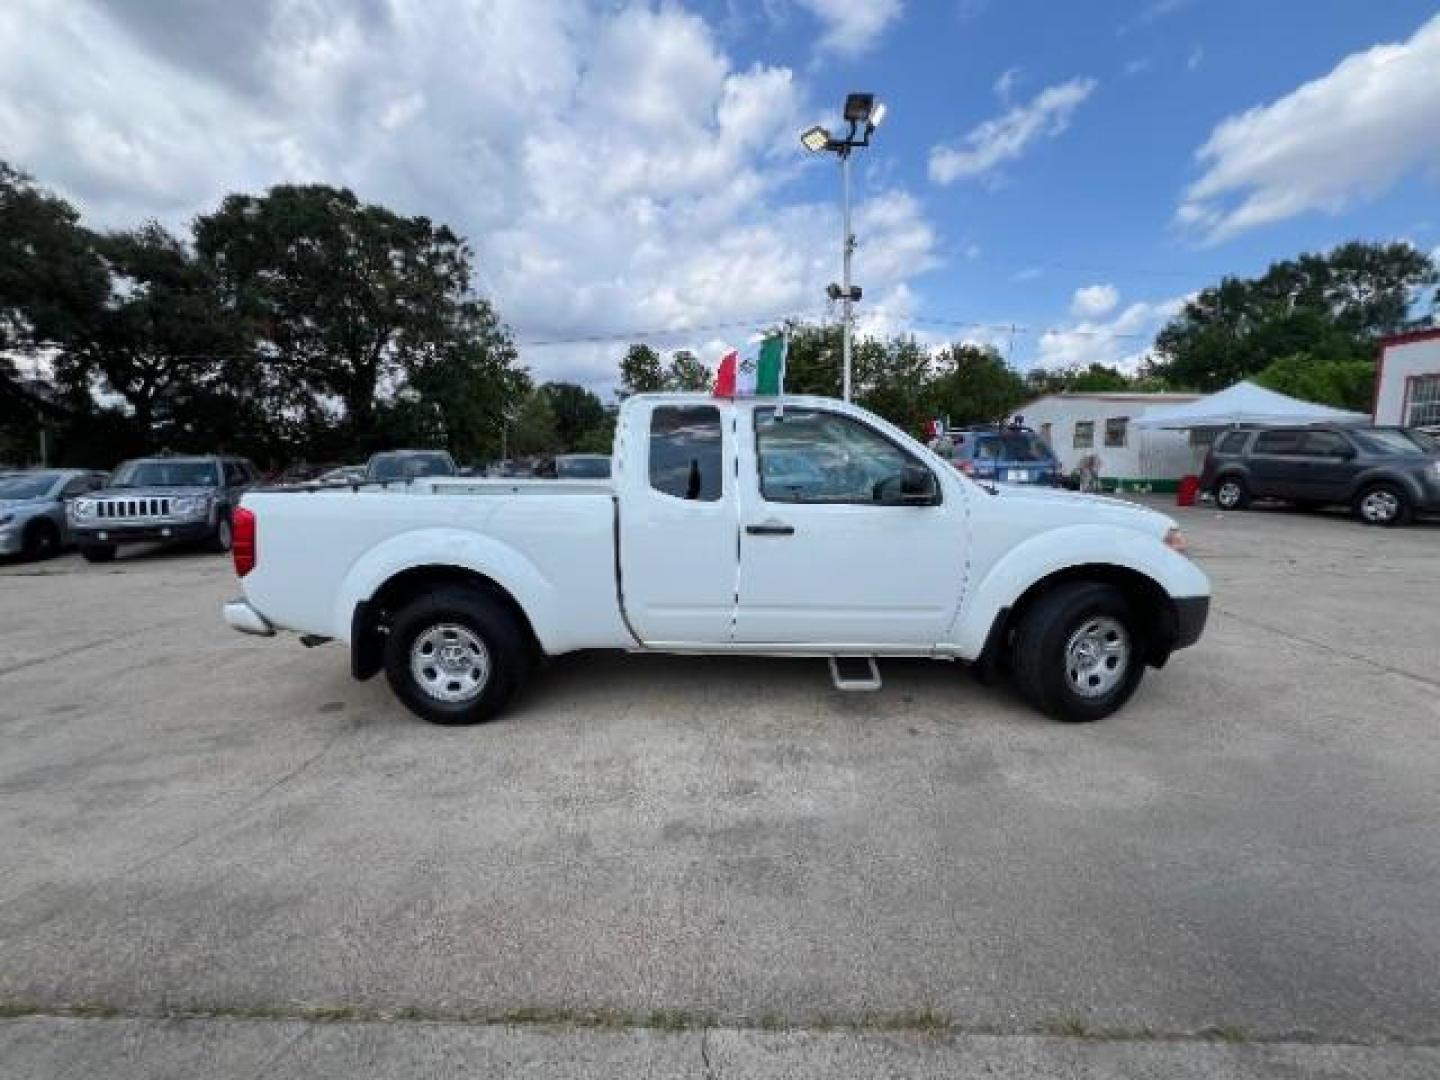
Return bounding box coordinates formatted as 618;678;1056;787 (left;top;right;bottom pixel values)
0;469;108;560
1200;426;1440;526
68;455;258;561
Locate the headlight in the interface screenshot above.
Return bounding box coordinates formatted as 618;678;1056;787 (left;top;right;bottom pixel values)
69;499;94;520
170;496;209;518
1163;526;1190;556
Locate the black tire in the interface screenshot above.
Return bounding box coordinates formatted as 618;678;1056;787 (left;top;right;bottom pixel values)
208;510;234;553
22;519;61;560
1354;483;1412;527
1212;475;1250;511
80;543;117;563
1010;582;1146;723
383;586;528;725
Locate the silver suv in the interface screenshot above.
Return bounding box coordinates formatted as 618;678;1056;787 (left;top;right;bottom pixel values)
68;455;258;561
0;470;108;560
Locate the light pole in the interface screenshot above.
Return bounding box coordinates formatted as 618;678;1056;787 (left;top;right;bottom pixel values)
801;92;887;403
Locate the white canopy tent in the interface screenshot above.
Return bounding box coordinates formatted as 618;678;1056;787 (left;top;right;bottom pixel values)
1132;381;1367;430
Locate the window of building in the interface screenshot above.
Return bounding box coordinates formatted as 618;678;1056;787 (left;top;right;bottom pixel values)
1073;421;1094;449
1039;422;1052;446
1406;374;1440;428
1104;417;1128;448
754;408;933;505
649;405;723;501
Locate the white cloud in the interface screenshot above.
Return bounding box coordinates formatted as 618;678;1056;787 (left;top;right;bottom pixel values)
791;0;903;56
1187;44;1204;71
993;66;1022;102
1035;294;1189;373
1010;266;1044;282
1123;58;1151;77
1178;14;1440;244
1070;283;1120;318
929;76;1098;185
0;0;938;394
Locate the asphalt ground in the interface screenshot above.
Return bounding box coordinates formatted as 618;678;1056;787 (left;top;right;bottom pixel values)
1;497;1437;1076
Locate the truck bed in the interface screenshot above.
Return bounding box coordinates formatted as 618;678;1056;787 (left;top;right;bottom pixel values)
240;479;629;652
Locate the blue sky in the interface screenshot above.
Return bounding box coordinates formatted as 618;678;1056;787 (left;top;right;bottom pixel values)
2;1;1439;388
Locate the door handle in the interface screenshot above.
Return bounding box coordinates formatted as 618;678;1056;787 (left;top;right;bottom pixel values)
746;523;795;536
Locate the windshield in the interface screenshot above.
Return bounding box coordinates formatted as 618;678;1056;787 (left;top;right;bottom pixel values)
368;452;455;481
1350;429;1431;456
111;461;219;488
556;456;610;479
0;473;62;500
974;433;1052;463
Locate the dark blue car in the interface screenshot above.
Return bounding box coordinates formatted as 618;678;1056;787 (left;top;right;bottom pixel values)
949;426;1061;486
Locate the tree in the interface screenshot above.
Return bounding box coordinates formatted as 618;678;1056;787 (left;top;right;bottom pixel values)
664;350;711;391
1148;241;1437;391
539;381;606;449
508;390;560;457
856;336;935;435
195;184;521;451
1253;352;1375;412
929;344;1028;426
619;343;665;395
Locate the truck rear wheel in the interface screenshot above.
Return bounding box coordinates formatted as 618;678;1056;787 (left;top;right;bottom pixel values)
1010;581;1145;722
383;586;527;725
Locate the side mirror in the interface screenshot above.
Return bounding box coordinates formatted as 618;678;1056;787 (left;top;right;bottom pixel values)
900;463;938;505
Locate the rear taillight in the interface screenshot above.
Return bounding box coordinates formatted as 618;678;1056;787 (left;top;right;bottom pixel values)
956;460;975;474
232;506;256;577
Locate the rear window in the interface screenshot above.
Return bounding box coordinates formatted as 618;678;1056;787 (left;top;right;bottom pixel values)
1215;430;1250;454
369;453;455;481
649;406;722;501
975;433;1051;462
1350;429;1430;456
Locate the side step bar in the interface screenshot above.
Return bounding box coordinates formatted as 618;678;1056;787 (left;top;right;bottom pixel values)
828;656;882;692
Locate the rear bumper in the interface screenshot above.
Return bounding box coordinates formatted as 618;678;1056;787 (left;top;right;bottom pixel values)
1171;595;1209;651
72;522;212;545
223;598;275;637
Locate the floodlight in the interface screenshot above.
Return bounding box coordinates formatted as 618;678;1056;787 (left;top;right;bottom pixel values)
800;125;832;153
843;92;875;123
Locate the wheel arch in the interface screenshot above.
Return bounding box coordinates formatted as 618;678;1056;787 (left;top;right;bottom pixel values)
351;564;542;681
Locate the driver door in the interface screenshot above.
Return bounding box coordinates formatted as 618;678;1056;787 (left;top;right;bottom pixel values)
733;405;964;647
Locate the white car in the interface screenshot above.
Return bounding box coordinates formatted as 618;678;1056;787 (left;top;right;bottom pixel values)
224;394;1209;724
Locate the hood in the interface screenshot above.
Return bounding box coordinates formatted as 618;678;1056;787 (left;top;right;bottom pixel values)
983;482;1176;537
91;486;216;499
0;497;54;513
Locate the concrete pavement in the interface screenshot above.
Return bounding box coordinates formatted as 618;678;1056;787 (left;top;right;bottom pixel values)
1;501;1437;1074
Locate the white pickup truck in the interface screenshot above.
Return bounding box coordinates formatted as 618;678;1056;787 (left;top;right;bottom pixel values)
223;393;1209;724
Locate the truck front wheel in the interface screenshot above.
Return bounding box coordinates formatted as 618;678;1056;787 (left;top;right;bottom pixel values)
1010;582;1145;722
383;586;527;725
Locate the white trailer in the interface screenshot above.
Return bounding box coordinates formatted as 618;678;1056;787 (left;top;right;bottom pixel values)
1019;393;1204;492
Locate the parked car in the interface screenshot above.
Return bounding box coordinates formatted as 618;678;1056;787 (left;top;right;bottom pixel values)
533;453;612;480
68;455;258;562
0;469;108;560
365;449;458;483
317;464;367;485
949;425;1062;486
1201;425;1440;526
224;393;1209;726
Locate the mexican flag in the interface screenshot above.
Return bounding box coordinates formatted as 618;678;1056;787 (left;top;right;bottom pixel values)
714;333;786;397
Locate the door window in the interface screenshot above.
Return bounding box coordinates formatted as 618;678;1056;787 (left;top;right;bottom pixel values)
60;476;90;497
1299;431;1351;458
649;405;723;501
1253;430;1303;454
223;461;248;486
1216;430;1250;454
753;408;933;505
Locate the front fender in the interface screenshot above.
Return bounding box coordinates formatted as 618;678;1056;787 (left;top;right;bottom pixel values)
332;527;562;650
948;523;1210;657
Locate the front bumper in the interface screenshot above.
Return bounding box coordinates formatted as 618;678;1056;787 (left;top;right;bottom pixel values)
223;599;275;637
1172;595;1209;651
0;527;22;556
70;521;212;545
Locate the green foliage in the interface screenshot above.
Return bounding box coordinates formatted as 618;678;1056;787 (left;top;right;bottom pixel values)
507;390;560;457
1148;241;1436;392
619;343;665;394
539;381;606;449
929;343;1029;425
1253;353;1375;412
664;349;711;391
